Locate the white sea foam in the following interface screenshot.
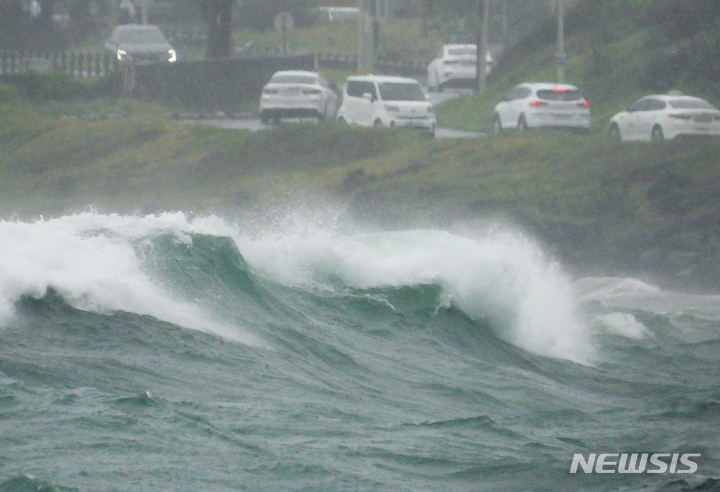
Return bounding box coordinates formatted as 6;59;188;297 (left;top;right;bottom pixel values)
574;276;720;321
0;212;255;344
594;312;652;339
237;226;594;364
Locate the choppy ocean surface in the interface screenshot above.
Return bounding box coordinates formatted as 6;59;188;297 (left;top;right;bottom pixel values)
0;211;718;492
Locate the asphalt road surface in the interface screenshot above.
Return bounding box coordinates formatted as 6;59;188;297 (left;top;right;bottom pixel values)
183;89;484;139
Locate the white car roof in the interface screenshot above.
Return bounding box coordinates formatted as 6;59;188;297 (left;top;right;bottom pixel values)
642;94;707;102
112;23;163;33
271;70;319;77
444;43;476;49
346;74;421;84
518;82;580;91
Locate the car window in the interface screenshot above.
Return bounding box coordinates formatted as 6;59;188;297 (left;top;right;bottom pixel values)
377;82;426;101
270;74;317;85
669;99;717;110
646;99;666;111
117;27;167;44
536;89;583;101
346;80;376;98
447;46;476;56
629;99;651;111
507;86;531;100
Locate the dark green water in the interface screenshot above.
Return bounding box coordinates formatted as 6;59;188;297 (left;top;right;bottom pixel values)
0;212;718;491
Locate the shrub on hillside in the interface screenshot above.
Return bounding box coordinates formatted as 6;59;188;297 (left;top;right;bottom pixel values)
644;0;720;40
0;72;120;101
0;83;21;103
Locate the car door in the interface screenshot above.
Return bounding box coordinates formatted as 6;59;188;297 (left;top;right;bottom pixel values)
497;86;524;128
638;98;666;140
343;80;364;124
623;99;649;140
500;86;531;128
355;81;377;126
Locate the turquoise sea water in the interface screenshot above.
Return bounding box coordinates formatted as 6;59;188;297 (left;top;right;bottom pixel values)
0;212;718;491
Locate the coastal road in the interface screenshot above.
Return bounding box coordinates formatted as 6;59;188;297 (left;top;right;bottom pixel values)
184;118;482;139
183;88;484;139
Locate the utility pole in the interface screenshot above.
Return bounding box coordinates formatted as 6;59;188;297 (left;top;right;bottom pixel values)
476;0;489;93
556;0;566;83
358;0;375;72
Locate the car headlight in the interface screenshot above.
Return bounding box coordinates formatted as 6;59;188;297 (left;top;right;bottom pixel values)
384;104;400;112
116;49;128;61
168;49;177;63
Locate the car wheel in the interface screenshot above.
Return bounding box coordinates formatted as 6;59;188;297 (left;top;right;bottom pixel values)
373;119;383;128
437;82;444;93
337;116;347;124
651;125;664;141
518;115;528;130
609;123;621;142
260;111;270;125
493;115;502;134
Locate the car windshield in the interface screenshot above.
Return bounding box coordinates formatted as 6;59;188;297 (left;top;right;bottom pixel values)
118;28;167;44
536;89;583;101
378;82;426;101
669;99;717;110
270;75;317;85
447;47;476;56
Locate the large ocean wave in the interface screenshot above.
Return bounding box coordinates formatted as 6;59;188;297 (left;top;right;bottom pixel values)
0;211;593;363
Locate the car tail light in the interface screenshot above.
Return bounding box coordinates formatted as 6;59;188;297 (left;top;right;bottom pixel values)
262;88;279;95
578;101;589;107
668;113;692;120
529;100;548;107
553;88;566;92
301;88;322;95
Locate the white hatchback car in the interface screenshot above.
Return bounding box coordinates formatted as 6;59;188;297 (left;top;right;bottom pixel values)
493;82;591;133
336;74;436;136
609;94;720;142
259;70;340;124
427;44;491;92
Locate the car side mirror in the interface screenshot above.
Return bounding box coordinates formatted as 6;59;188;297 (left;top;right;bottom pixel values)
362;92;374;102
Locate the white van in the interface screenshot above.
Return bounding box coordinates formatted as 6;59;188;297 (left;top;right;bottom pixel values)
336;74;436;136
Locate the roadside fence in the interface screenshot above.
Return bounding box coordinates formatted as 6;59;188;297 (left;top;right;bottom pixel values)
0;49;426;80
0;50;118;78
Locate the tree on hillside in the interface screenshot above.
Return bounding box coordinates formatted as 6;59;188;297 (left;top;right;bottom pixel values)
197;0;234;58
235;0;317;31
0;0;24;49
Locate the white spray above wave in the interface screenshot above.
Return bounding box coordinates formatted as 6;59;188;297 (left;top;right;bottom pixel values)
0;212;255;344
237;227;594;364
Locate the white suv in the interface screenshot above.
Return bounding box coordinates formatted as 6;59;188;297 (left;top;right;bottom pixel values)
427;44;491;92
493;82;590;133
336;74;436;136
